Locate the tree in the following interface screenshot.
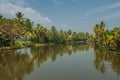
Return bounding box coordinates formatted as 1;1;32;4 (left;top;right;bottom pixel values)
0;18;25;47
35;24;49;43
67;29;72;35
59;30;67;43
50;26;60;43
15;12;24;22
93;21;106;46
0;14;3;20
23;18;35;41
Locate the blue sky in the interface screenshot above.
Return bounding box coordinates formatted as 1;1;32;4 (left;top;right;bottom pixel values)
0;0;120;33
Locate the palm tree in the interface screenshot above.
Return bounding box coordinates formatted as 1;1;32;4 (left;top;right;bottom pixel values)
112;27;120;48
100;21;106;32
50;26;60;43
93;24;99;38
24;18;36;41
93;21;106;46
35;24;49;43
35;24;43;43
0;17;25;47
107;35;116;48
0;14;3;20
15;12;24;22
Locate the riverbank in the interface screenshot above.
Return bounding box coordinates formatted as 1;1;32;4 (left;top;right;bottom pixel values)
0;43;51;50
0;46;22;50
0;41;89;50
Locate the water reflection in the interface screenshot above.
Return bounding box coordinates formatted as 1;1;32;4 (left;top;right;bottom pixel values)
93;47;120;75
1;43;120;80
0;43;91;80
31;44;91;64
0;50;34;80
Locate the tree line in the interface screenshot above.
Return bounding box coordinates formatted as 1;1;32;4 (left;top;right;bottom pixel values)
0;12;89;48
93;21;120;50
1;12;119;50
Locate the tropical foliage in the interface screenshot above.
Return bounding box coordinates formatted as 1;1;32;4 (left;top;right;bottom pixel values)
93;21;120;49
0;12;89;48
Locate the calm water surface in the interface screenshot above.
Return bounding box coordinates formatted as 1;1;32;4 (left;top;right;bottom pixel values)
0;44;120;80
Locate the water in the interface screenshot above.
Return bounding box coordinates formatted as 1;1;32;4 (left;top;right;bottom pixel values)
0;44;120;80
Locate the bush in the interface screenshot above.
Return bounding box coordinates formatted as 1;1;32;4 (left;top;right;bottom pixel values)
15;41;25;47
15;41;34;47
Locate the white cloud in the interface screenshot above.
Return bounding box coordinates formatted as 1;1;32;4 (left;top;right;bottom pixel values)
60;24;71;30
45;17;52;23
86;2;120;15
51;0;62;6
0;0;53;27
100;11;120;20
0;0;71;31
1;0;27;6
109;2;120;8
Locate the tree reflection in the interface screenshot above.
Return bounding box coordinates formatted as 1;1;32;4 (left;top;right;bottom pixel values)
31;43;91;66
0;49;34;80
93;47;120;75
0;43;91;80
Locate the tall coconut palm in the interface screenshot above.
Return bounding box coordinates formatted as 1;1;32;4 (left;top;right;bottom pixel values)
35;24;43;43
107;35;116;48
93;21;106;46
93;24;100;45
15;12;24;22
50;26;60;43
35;24;49;43
93;24;99;38
24;18;36;41
100;21;106;32
0;14;3;20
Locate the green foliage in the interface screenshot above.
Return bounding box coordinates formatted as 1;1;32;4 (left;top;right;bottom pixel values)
15;41;33;47
92;21;120;50
15;41;25;47
0;11;90;48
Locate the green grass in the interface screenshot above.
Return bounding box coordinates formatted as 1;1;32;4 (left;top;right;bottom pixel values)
15;41;34;47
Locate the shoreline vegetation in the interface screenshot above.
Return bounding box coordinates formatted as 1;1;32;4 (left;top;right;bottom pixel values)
92;21;120;51
0;42;89;50
0;12;90;50
0;12;120;52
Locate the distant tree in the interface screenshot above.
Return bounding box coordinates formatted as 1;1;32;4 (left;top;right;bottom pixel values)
15;12;24;22
67;29;72;35
50;26;60;43
23;18;35;41
0;14;3;20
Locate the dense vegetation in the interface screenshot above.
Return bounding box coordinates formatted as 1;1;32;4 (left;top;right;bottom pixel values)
93;21;120;50
0;12;89;48
0;12;120;50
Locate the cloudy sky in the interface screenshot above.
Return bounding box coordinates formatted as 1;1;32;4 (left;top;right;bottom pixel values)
0;0;120;33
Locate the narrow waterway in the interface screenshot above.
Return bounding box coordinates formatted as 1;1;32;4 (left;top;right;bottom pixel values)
0;44;120;80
